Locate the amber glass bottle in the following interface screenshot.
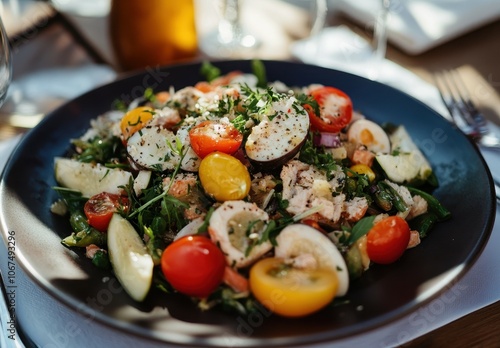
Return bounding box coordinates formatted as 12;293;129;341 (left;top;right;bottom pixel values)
109;0;198;71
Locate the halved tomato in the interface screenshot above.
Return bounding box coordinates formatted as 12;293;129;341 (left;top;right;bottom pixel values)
249;257;338;317
304;86;353;133
198;152;251;201
84;192;129;232
189;120;243;159
120;106;154;141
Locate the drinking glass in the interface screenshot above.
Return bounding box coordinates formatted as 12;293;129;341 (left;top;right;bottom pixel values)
109;0;198;71
200;0;327;59
0;15;12;108
306;0;392;80
368;0;391;79
200;0;259;58
287;0;327;56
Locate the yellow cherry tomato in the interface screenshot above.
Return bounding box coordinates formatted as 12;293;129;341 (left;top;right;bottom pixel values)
249;257;338;317
120;106;154;140
198;152;251;201
350;163;376;182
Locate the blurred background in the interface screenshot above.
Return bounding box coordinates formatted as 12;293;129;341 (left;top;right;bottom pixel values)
1;0;499;142
0;0;499;187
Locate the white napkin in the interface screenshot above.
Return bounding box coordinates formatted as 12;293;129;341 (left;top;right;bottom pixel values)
331;0;500;55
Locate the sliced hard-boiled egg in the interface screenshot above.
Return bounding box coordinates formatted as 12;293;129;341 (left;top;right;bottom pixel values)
126;126;181;171
245;96;310;170
208;200;273;268
274;223;349;296
347;119;391;154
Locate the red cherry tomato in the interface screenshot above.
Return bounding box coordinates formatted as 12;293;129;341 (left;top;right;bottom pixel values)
189;120;243;158
304;86;353;133
84;192;129;232
161;235;226;298
366;216;411;264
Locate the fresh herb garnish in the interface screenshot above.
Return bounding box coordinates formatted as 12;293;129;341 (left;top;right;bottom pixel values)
72;136;127;165
251;59;267;88
347;215;376;245
200;61;221;82
298;132;339;179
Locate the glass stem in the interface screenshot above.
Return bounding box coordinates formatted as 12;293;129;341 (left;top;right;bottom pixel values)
367;0;390;79
373;0;390;62
218;0;242;44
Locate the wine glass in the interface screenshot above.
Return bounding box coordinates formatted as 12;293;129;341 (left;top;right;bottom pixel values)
329;0;393;79
0;15;12;108
200;0;327;59
305;0;393;80
367;0;391;79
200;0;260;59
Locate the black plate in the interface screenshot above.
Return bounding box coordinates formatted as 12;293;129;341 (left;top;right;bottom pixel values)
0;60;496;347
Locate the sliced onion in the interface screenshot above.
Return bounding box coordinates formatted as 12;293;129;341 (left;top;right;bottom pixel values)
127;96;147;110
174;217;205;241
313;132;342;148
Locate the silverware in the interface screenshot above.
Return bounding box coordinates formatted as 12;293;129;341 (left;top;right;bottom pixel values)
433;69;500;149
434;69;500;203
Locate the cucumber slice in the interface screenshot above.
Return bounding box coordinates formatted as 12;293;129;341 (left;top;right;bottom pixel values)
54;157;132;197
376;152;432;184
107;213;154;302
375;126;432;184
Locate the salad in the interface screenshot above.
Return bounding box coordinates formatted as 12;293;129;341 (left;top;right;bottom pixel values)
52;61;450;318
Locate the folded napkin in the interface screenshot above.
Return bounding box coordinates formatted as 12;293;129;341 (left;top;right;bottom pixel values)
332;0;500;54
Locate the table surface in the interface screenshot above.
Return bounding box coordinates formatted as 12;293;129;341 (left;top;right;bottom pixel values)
1;1;500;347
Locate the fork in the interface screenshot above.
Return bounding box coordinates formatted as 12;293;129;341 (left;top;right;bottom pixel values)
434;69;500;202
433;69;500;149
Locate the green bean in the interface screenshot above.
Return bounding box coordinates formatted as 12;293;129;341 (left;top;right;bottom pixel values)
409;212;438;238
374;189;393;211
378;181;408;213
91;250;111;269
407;187;451;221
69;211;89;233
61;229;106;247
63;211;106;247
